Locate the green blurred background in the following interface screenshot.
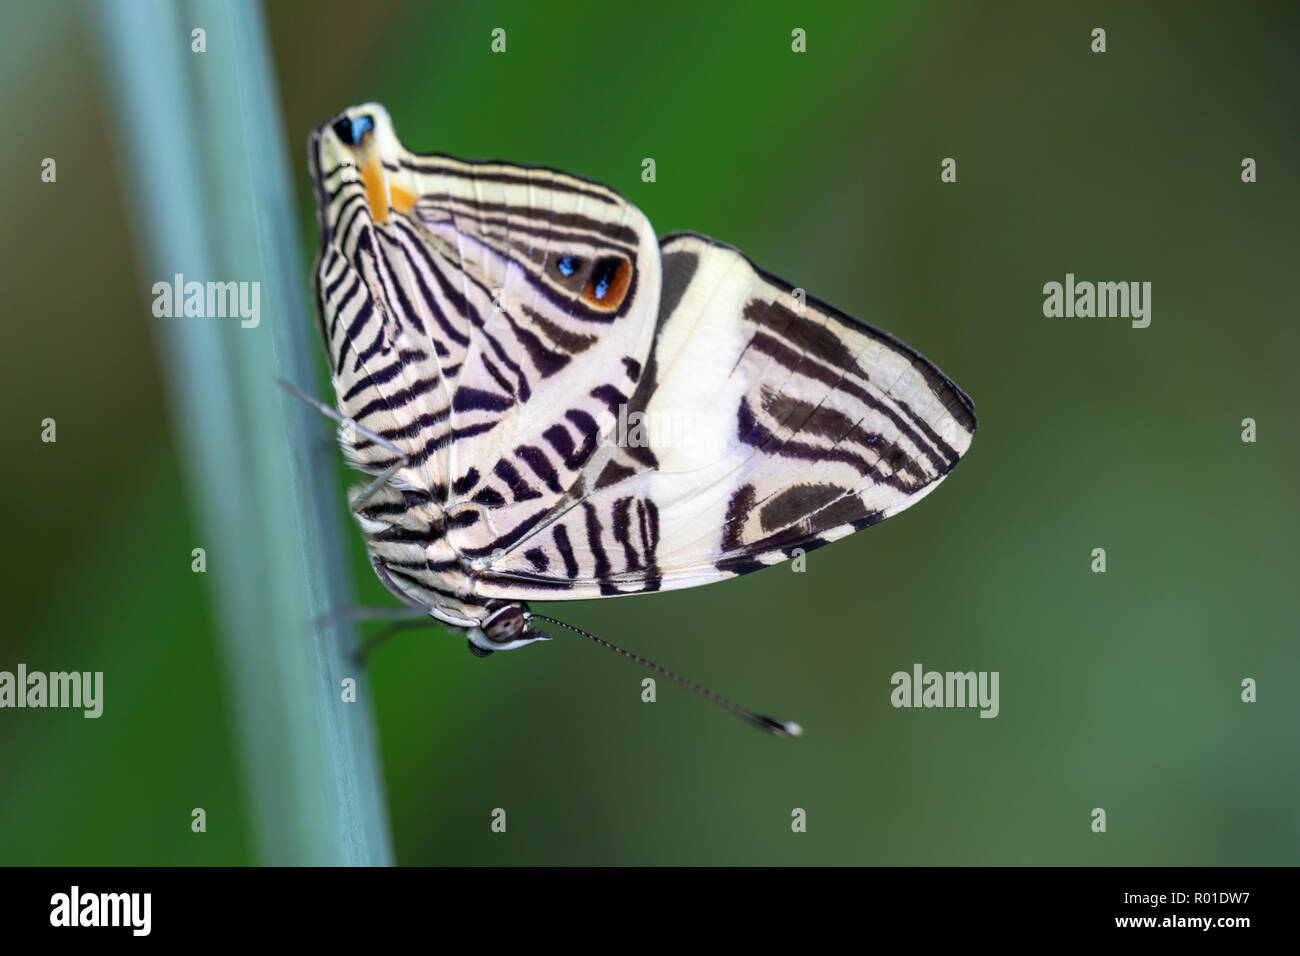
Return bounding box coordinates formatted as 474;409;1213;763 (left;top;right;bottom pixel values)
2;0;1296;865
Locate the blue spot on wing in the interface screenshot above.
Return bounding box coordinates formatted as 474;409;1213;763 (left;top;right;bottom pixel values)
332;114;374;146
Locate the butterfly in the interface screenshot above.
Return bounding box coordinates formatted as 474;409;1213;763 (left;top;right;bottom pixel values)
293;103;976;735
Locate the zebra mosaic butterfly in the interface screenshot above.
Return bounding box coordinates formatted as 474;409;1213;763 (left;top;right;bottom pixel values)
300;104;977;734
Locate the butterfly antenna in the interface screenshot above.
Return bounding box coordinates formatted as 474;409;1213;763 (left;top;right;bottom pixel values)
531;614;802;738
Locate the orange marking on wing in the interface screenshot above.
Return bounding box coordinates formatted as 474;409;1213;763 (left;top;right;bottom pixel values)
361;155;389;224
581;259;633;310
390;183;417;215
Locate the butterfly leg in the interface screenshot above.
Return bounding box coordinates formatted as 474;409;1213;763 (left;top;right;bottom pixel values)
330;611;486;663
314;604;431;630
354;619;490;662
276;377;411;510
354;617;443;664
312;602;450;665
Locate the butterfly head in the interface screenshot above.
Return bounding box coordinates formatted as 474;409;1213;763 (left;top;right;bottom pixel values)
466;600;552;655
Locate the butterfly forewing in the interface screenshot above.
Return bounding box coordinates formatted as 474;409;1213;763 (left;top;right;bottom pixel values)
473;232;976;599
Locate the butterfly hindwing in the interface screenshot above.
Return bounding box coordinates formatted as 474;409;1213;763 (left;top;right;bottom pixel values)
472;232;977;600
312;106;662;559
396;153;661;557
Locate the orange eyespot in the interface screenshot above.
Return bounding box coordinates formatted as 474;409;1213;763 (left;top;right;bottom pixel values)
580;258;632;311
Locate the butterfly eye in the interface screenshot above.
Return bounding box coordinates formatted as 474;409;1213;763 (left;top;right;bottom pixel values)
332;114;375;147
483;604;527;644
581;257;632;310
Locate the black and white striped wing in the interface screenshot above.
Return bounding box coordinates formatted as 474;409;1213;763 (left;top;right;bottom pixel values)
310;103;974;609
399;155;662;550
470;232;977;600
311;105;661;539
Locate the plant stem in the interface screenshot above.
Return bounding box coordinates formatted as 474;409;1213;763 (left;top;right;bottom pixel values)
92;0;393;865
